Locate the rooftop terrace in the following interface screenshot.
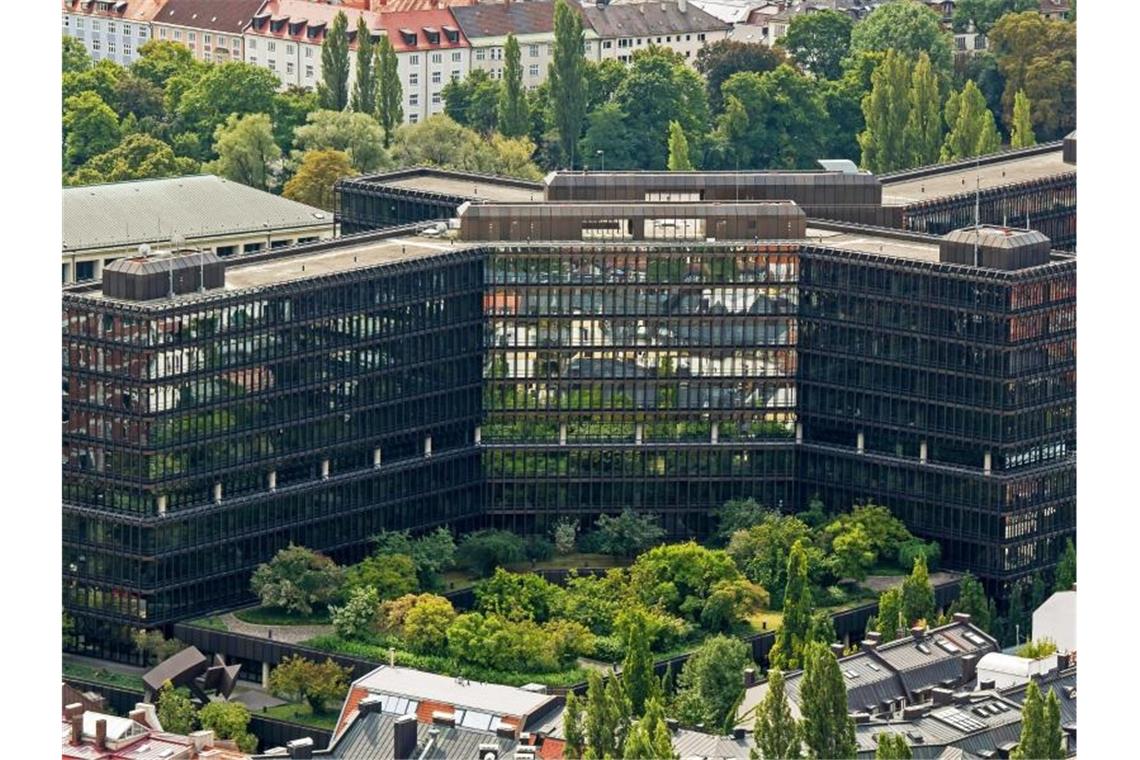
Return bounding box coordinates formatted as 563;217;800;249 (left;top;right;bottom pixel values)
882;145;1073;205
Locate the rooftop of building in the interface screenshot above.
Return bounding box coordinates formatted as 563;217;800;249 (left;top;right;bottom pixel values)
881;143;1073;205
580;0;732;37
62;0;167;23
63;175;332;254
451;2;560;38
805;226;942;263
151;0;266;33
346;167;545;203
61;707;247;760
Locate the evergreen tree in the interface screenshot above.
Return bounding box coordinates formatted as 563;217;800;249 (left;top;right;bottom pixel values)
1010;89;1037;148
1011;680;1064;759
950;573;992;633
941;79;1001;161
318;11;350;111
604;674;632;757
549;0;587;167
799;642;857;760
1008;581;1030;647
1041;688;1066;759
1030;574;1048;611
874;733;912;759
770;540;814;670
904;52;943;167
874;587;904;639
350;16;376;115
859;50;911;172
375;36;402;148
619;608;655;716
584;671;616;758
667;120;693;170
900;554;935;627
564;691;585;760
498;35;529;138
1054;538;1076;592
625;697;676;760
751;668;801;760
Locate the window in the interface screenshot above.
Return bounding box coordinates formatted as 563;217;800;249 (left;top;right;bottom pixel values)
451;69;460;80
956;36;967;51
409;93;419;106
188;31;196;43
93;20;102;31
63;16;69;28
287;44;294;54
305;46;313;57
159;27;166;38
977;34;987;50
92;39;101;52
249;55;257;64
585;41;592;51
431;71;441;84
667;36;672;42
203;51;211;62
243;242;263;254
204;33;212;44
138;26;147;38
698;33;706;41
686;34;692;41
476;49;485;60
108;40;116;55
287;61;294;75
173;29;181;40
268;58;276;69
409;72;419;86
124;43;132;57
267;41;276;52
76;17;85;29
431;52;442;63
409;113;419;123
529;44;539;57
108;22;116;34
249;38;257;50
306;65;314;79
529;64;538;78
657;37;662;43
432;92;441;104
410;54;419;65
603;40;612;49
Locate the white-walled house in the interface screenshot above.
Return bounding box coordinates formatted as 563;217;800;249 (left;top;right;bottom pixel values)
581;0;732;65
376;10;472;123
150;0;264;65
62;0;165;67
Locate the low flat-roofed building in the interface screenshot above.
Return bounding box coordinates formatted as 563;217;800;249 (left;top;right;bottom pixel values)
1032;588;1076;654
62;175;334;284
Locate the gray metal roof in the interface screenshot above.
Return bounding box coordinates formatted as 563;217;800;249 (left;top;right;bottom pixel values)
310;711;520;760
63;175;332;254
671;728;753;759
581;2;731;37
451;2;560;38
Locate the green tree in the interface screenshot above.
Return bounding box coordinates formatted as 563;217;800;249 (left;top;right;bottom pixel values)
63;91;120;169
1054;538;1076;592
780;10;852;80
131;630;183;666
329;585;380;639
950;573;992;633
770;540;814;670
553;519;579;555
1008;581;1030;647
941;79;1001;161
273;86;321;155
584;670;617;758
850;0;953;77
283;148;356;211
719;65;827;169
1041;688;1065;759
390;114;542;178
113;74;165;123
443;69;501;134
564;691;585;760
371;528;457;590
351;16;376;114
694;39;785;112
375;35;402;147
132;39;198;88
828;522;876;582
475;568;564;622
626;697;676;759
293;110;389;173
456;530;526;577
549;0;587;166
715;498;768;544
604;673;633;755
905;52;944;166
751;668;801;760
63;59;127;111
156;681;196;734
618;607;656;715
874;587;904;639
953;0;1038;35
175;62;279;148
401;594;458;654
319;11;350;111
198;701;257;753
727;514;817;607
249;544;343;615
629;541;762;629
63;36;92;73
874;732;912;759
594;509;666;559
1011;681;1064;759
674;635;751;734
498;35;529;137
68;134;196;186
616;47;709;171
206;113;281;191
799;642;857;760
667;121;693;170
858;50;911;173
1010;89;1036;148
989;12;1075;139
579;102;636;170
900;554;935;627
1017;638;1058;660
268;656;350;715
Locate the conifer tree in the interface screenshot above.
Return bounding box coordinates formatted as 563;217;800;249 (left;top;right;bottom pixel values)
904;52;943;167
667;120;693;170
770;540;814;670
375;36;402;147
799;642;857;760
564;691;585;760
1010;89;1037;148
619;608;655;716
319;11;350;111
549;0;587;166
859;49;911;172
941;79;1001;161
1011;680;1064;759
751;668;801;760
874;733;912;759
900;554;935;626
950;572;992;633
350;16;376;114
604;674;632;757
1054;538;1076;592
584;671;613;758
874;587;904;639
498;35;529;138
1042;688;1066;759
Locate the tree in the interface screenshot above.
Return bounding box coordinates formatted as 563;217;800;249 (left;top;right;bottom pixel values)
351;16;376;114
799;642;857;760
198;701;257;753
475;568;564;622
950;573;992;633
989;12;1075;139
63;36;92;74
728;514;817;607
874;587;904;639
626;697;676;760
858;50;911;173
375;36;402;146
714;499;768;544
249;544;344;615
630;542;763;629
284;149;356;211
401;594;458;653
549;0;587;166
1041;688;1065;759
579;102;636;170
443;69;501;134
113;74;165;122
63;59;126;111
897;539;941;572
156;681;196;734
206;113;281;191
780;10;852;80
175;62;279;147
498;35;529;137
752;668;801;760
131;629;183;666
1010;89;1036;148
604;671;633;755
770;540;814;670
1008;581;1030;647
941;79;1001;161
583;670;618;758
674;635;751;734
874;732;913;759
719;65;827;169
953;0;1038;35
553;519;579;555
68;134;195;186
905;53;944;167
132;40;197;88
564;691;585;760
273;86;320;155
850;0;953;77
268;656;350;715
615;47;709;171
293;110;389;173
456;530;526;577
594;509;666;559
1011;681;1064;760
329;585;380;639
1054;538;1076;592
63;91;120;169
618;607;656;715
319;11;350;111
828;522;876;582
900;554;935;627
667;121;693;170
390;115;542;179
694;39;785;112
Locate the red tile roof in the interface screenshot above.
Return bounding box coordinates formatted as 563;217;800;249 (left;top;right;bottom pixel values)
375;9;470;53
152;0;267;34
337;687;370;736
62;0;167;23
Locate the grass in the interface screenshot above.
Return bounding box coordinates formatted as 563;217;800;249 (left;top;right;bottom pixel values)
63;661;146;692
262;702;340;731
188;615;229;631
440;553;627;590
866;560;908;576
747;609;784;634
234;606;330;626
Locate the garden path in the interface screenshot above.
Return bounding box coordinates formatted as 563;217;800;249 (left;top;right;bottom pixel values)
219;613;334;644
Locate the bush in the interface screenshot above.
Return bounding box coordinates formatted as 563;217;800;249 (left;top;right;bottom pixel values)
594;509;666;558
198;701;257;753
1017;638;1058;660
329;586;380;640
525;535;556;563
475;568;564;622
898;538;941;571
267;656;350;715
156;681;196;735
402;595;458;654
456;530;526;577
552;519;579;555
250;544;344;616
447;612;558;672
822;585;848;607
344;552;418;600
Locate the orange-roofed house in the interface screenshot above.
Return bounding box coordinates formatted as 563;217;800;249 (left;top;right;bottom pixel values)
62;0;167;67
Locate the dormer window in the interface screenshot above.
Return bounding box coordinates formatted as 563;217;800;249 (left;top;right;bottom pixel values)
252;12;271;31
307;22;326;39
270;16;289;33
288;19;307;36
423;27;440;45
442;25;460;44
400;28;417;46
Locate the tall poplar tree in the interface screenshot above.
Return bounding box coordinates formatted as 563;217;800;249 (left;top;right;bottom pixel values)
563;691;585;760
549;0;587;167
667;121;692;170
619;608;655;716
770;540;813;670
874;587;904;639
904;52;943;167
1011;681;1064;759
498;34;529;138
941;79;1001;161
319;11;350;111
1054;538;1076;592
799;642;857;760
900;554;935;627
751;668;801;760
584;671;616;758
874;733;912;759
1041;688;1065;759
375;35;402;148
859;49;911;172
1010;89;1037;148
350;16;376;115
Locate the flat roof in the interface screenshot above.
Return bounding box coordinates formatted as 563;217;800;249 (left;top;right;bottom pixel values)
355;665;555;718
882;149;1072;204
376;174;543;203
806;226;942;263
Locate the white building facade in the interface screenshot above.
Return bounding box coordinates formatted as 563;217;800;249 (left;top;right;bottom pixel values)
62;0;163;67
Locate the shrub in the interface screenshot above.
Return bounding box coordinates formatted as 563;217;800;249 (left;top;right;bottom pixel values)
447;612;558;673
1017;638;1058;660
329;586;380;640
475;568;564;622
456;530;526;577
594;509;666;558
402;595;458;654
525;535;556;563
198;701;257;753
552;519;579;555
250;544;344;616
898;538;942;572
156;681;196;734
344;552;418;600
267;656;350;715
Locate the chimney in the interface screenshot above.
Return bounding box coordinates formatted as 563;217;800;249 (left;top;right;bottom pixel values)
910;625;926;641
287;737;315;759
665;718;680;732
1056;652;1070;672
866;631;882;644
932;688;953;706
359;695;385;714
732;727;746;740
830;643;845;657
129;708;148;725
70;714;84;745
678;0;688;12
743;667;757;687
95;718;108;750
953;612;972;624
979;679;996;691
189;730;216;752
65;703;85;720
851;712;871;724
860;639;879;651
902;705;928;720
961;654;978;684
496;722;518;740
433;711;457;727
394;714;418;760
133;702;160;731
478;743;501;760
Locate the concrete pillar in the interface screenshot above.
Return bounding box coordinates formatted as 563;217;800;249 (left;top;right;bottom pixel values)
424;436;433;457
212;482;222;504
795;422;803;443
93;259;104;281
157;494;167;516
320;459;330;480
474;426;482;445
984;451;992;474
635;423;644;445
857;431;865;454
267;470;277;492
559;423;568;445
261;662;271;689
711;422;719;444
373;447;382;468
919;441;928;464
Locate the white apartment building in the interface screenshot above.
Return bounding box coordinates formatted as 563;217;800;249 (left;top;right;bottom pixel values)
244;0;375;91
150;0;265;64
451;3;560;87
376;10;472;123
62;0;164;67
581;0;731;65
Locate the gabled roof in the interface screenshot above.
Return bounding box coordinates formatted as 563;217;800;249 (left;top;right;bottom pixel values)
451;2;560;40
581;1;731;38
375;9;471;53
61;0;166;23
151;0;266;33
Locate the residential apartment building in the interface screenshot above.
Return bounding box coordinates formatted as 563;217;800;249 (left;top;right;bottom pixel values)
150;0;263;64
582;0;731;64
376;10;472;122
452;3;560;88
61;0;164;67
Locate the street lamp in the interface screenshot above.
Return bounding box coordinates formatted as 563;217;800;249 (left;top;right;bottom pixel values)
597;149;605;172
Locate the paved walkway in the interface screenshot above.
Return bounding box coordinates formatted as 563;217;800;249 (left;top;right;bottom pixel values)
862;570;960;594
219;613;334;645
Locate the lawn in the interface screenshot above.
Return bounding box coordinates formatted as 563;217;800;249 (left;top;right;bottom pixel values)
440;553;627;590
188;615;229;631
262;702;340;731
64;661;146;692
747;609;784;634
234;606;330;626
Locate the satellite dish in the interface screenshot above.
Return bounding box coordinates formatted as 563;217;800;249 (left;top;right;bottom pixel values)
817;159;860;174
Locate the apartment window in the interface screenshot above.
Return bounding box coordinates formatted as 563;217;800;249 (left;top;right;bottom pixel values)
618;39;630;48
107;22;116;34
63;16;69;28
452;51;461;62
585;41;592;51
248;38;257;50
667;36;672;42
957;36;967;50
267;41;276;52
603;40;612;49
432;92;441;105
305;46;313;57
409;93;419;106
138;26;147;38
529;44;539;57
475;49;485;60
243;242;263;253
977;34;987;50
203;50;211;62
698;33;706;41
108;40;116;55
636;38;642;45
159;27;166;39
173;30;181;40
529;64;539;78
431;52;442;63
76;18;84;29
306;65;314;79
287;44;294;54
189;31;196;43
657;37;662;43
124;43;132;57
250;55;257;64
686;34;691;41
93;20;101;31
410;54;419;65
431;71;441;84
409;113;419;123
204;33;212;45
409;73;419;86
451;69;460;81
92;39;101;52
287;61;295;75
